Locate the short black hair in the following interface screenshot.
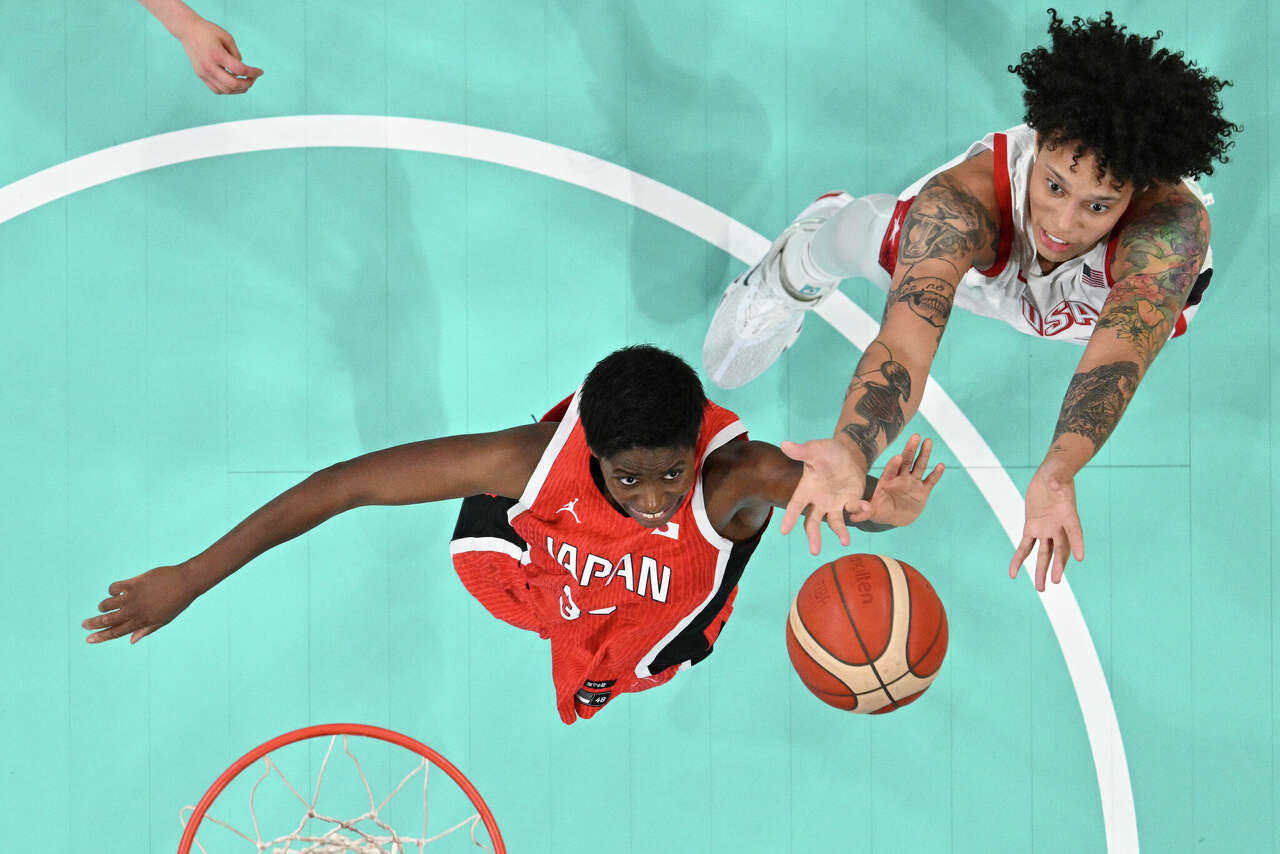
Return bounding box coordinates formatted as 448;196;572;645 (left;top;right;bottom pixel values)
579;345;707;459
1009;10;1241;187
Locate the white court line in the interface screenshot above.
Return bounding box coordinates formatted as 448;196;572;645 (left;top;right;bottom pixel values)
0;116;1137;852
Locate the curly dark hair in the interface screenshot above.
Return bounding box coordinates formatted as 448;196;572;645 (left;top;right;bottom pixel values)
1009;9;1240;187
579;345;707;459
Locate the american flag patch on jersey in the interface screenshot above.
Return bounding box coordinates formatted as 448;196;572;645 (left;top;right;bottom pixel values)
1081;264;1108;288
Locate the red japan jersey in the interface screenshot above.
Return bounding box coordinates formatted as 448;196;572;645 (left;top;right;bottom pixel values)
507;390;756;724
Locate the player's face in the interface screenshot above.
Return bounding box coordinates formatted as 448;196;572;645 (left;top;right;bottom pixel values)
597;445;698;528
1027;137;1136;265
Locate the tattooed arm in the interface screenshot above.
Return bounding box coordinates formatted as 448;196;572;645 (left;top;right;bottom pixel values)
1010;183;1210;590
840;159;999;465
780;156;1000;553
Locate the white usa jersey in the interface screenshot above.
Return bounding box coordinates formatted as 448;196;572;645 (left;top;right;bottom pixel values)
877;124;1214;344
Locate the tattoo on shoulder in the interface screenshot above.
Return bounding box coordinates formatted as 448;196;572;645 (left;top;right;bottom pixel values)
1052;361;1140;451
899;173;998;268
1116;193;1209;274
885;173;995;338
1098;192;1210;367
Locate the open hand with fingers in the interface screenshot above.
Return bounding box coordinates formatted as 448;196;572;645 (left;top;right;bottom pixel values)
1009;467;1084;592
848;434;945;529
179;18;263;94
82;564;198;644
779;437;869;554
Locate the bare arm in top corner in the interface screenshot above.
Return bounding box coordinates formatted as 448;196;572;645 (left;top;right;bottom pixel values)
81;423;554;644
136;0;263;93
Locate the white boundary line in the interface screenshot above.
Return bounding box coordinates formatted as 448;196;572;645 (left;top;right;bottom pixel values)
0;116;1137;852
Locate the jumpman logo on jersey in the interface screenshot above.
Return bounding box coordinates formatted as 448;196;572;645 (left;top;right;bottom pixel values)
556;498;582;524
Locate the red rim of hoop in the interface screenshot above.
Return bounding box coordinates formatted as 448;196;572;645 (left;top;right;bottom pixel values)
177;722;506;853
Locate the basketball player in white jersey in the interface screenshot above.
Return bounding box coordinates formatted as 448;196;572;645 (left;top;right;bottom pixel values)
703;11;1240;591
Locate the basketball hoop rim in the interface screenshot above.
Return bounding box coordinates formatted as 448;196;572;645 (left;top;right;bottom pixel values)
177;722;506;854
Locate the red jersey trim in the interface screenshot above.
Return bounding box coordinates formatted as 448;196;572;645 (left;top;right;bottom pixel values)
541;394;574;423
1171;310;1189;338
1104;233;1119;286
978;133;1013;278
878;197;914;277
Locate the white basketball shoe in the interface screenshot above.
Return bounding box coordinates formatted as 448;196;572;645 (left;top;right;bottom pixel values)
703;192;851;389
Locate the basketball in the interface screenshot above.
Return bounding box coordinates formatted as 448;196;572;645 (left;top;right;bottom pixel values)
786;554;947;714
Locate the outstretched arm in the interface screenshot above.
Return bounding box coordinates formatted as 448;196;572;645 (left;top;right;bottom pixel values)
708;434;945;543
82;424;553;644
136;0;263;94
782;158;998;552
1011;183;1209;590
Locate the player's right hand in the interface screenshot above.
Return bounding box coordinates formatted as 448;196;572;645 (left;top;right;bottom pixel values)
82;564;197;645
779;437;869;555
180;19;263;94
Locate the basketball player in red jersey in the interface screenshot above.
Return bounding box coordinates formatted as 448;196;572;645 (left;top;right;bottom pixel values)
703;11;1239;590
81;346;943;724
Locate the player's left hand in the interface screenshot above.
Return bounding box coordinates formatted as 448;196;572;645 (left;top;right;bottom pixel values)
849;434;945;529
1009;467;1084;592
779;437;869;555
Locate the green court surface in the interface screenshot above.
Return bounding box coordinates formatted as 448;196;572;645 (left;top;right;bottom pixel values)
0;1;1274;851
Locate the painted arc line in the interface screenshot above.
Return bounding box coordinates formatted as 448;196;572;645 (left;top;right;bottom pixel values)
0;115;1136;853
814;294;1135;853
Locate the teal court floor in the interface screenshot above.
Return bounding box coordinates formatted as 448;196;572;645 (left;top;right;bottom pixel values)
0;1;1275;851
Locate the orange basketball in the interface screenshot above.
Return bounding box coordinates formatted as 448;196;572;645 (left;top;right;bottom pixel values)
786;554;947;714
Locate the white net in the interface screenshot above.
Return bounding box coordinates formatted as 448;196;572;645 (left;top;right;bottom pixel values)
181;734;493;853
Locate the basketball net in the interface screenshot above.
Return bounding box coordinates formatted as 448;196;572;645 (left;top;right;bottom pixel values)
178;723;505;854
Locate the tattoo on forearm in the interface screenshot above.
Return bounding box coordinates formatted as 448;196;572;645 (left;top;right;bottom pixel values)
841;344;912;465
841;421;883;469
1098;192;1209;367
1052;361;1140;450
889;274;955;328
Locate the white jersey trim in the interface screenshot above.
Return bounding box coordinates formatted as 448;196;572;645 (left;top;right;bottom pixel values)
633;418;746;678
448;537;527;561
508;388;582;526
689;419;746;551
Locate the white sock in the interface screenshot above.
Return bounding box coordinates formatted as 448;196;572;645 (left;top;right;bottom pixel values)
779;230;840;301
807;193;896;290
